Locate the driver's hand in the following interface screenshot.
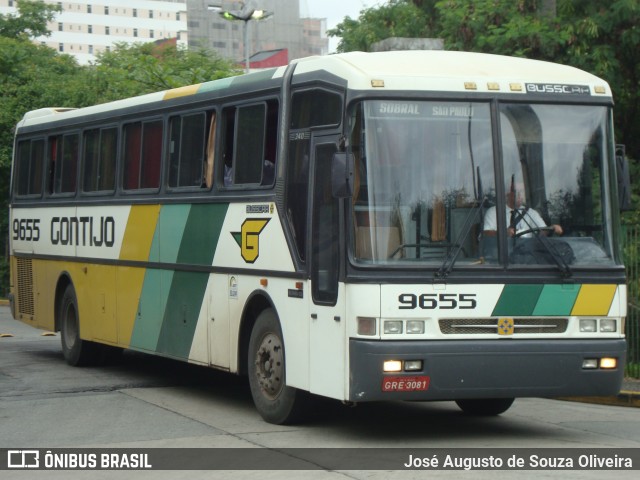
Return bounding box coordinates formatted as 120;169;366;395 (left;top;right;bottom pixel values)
553;224;563;235
507;227;515;237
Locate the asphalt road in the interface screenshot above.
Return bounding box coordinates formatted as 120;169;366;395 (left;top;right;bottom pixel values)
1;306;639;479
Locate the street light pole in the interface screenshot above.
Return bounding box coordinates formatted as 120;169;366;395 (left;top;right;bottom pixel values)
218;7;273;73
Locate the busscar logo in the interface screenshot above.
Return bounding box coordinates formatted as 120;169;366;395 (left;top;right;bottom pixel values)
231;219;270;263
8;450;39;468
525;83;591;95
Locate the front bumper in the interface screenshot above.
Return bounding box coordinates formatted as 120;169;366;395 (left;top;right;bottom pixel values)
349;338;626;402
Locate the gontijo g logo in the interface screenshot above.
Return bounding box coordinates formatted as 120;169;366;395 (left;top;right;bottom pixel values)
231;219;270;263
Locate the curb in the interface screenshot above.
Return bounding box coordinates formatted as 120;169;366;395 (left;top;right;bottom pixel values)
557;391;640;408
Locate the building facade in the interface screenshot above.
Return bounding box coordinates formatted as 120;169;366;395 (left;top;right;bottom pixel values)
0;0;327;65
187;0;327;64
0;0;188;64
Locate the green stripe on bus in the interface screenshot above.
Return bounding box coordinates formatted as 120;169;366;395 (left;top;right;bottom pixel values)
156;203;229;358
131;204;229;357
198;77;235;93
148;204;190;263
130;269;171;352
492;284;544;316
176;204;228;265
156;271;209;358
532;284;580;316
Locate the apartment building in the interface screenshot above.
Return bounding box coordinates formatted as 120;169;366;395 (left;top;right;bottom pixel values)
0;0;187;64
0;0;327;65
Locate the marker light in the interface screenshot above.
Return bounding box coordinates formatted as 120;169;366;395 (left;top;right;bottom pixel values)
600;358;617;369
579;319;597;333
600;319;617;333
383;360;402;372
357;317;376;336
384;321;403;334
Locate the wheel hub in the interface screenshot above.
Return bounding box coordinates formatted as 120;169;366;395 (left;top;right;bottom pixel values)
254;333;284;399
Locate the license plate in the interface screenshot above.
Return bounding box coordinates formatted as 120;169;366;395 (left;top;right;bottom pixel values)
382;376;430;392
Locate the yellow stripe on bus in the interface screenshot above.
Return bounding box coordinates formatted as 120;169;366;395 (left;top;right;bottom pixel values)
116;205;160;346
571;284;617;316
163;84;201;100
119;205;160;262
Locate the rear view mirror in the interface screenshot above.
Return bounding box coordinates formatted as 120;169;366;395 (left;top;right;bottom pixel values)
331;152;354;198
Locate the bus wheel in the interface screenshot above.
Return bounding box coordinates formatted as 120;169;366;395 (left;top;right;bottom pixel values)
248;308;307;424
59;284;96;366
455;398;515;416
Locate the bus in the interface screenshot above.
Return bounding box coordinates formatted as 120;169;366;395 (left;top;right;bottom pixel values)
9;50;628;424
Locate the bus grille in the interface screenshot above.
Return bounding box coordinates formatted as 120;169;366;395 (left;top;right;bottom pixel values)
16;258;35;317
439;318;568;335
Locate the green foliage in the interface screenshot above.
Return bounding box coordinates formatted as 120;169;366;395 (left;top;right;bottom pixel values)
92;42;240;101
327;0;433;53
555;0;640;162
0;0;60;39
435;0;569;59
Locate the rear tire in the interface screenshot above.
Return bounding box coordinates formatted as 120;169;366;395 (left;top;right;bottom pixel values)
248;308;308;424
455;398;515;416
59;284;98;366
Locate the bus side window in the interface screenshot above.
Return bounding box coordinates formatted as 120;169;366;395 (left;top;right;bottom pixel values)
123;120;162;190
168;112;206;189
49;133;79;195
220;99;278;188
15;139;44;197
83;127;116;193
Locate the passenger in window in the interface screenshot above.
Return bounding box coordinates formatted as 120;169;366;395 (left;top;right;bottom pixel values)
262;159;275;185
224;164;233;186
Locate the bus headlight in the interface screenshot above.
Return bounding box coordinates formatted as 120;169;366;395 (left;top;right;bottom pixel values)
600;319;617;333
579;319;597;333
384;320;403;334
406;320;425;334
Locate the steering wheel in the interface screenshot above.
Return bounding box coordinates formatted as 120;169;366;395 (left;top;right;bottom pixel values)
514;226;555;238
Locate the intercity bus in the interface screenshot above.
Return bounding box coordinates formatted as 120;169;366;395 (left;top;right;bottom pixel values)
9;51;628;424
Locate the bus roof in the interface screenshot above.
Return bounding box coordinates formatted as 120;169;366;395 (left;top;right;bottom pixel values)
292;50;612;96
17;50;612;130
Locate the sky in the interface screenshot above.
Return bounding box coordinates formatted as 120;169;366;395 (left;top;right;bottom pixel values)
299;0;379;52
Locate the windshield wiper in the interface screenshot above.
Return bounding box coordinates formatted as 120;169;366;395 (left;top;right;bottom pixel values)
515;214;573;278
435;196;487;280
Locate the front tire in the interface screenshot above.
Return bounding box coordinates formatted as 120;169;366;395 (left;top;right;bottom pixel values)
248;308;308;424
455;398;515;416
59;284;98;366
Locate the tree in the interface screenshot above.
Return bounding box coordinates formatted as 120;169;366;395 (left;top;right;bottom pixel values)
91;42;240;101
434;0;569;59
0;0;60;39
328;0;433;53
555;0;640;168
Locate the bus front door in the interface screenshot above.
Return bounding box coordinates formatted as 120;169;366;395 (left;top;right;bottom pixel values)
308;137;346;400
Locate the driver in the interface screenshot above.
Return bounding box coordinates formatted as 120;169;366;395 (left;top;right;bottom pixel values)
483;179;563;238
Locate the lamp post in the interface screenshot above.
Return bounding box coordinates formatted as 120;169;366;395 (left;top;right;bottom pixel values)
218;4;273;73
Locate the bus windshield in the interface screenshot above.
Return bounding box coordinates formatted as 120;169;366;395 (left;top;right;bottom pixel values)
350;100;617;268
